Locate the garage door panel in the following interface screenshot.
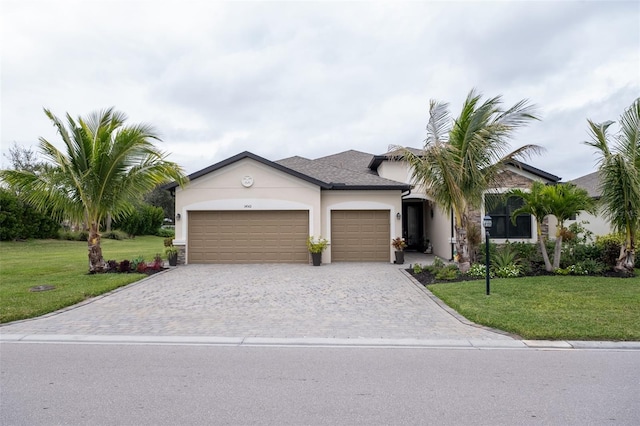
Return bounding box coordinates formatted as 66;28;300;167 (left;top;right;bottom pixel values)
331;210;390;262
188;211;308;264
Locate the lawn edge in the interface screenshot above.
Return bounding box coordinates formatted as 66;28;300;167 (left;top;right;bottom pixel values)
0;268;174;327
399;269;522;340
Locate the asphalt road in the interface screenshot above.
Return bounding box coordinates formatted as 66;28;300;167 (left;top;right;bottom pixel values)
1;343;638;425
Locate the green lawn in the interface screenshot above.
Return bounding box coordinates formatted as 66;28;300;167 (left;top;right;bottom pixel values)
0;237;166;323
428;274;640;341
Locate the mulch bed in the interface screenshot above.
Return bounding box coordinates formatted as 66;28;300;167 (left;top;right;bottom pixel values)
408;266;633;286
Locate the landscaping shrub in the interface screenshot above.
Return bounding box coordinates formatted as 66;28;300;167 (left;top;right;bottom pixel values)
574;259;606;275
106;260;119;272
491;243;522;277
467;263;488;279
561;243;602;268
596;234;624;269
435;264;460;281
156;227;175;238
130;255;145;272
413;263;424;274
432;257;445;270
150;254;164;270
494;264;522;278
115;203;164;237
119;260;131;273
0;188;60;240
59;230;90;241
102;230;128;240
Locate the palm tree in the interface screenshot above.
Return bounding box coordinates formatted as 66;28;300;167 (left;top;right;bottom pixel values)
508;181;553;272
584;98;640;273
395;89;542;272
0;107;188;273
544;183;596;269
510;182;595;271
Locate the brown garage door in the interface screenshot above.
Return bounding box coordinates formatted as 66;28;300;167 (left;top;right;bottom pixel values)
188;210;309;264
331;210;390;262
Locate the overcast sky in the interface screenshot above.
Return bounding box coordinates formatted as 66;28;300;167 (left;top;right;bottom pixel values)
2;0;639;181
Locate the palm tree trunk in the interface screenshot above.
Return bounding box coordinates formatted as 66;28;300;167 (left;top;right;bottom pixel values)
537;225;553;272
615;243;635;273
454;224;471;273
88;223;106;273
552;235;563;270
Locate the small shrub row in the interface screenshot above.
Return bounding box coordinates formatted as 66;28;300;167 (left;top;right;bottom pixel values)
412;257;461;282
106;254;164;273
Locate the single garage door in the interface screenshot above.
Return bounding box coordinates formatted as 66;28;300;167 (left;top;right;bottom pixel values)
331;210;390;262
188;210;309;264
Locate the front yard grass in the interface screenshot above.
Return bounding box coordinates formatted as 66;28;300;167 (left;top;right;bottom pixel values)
0;237;166;324
428;274;640;341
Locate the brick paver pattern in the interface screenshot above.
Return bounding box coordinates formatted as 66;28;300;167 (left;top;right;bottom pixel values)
1;263;511;340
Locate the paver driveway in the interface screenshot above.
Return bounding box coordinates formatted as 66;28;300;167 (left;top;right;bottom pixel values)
1;263;512;341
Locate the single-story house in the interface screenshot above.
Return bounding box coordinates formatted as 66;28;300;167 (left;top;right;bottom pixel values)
166;148;560;264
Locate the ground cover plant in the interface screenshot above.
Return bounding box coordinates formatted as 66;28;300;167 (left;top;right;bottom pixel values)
0;236;165;323
426;275;640;341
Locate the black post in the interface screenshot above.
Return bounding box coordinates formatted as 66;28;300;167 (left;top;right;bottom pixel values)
485;230;491;296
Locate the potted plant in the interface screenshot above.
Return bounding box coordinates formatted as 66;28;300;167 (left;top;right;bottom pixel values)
307;236;328;266
391;237;407;264
165;245;178;267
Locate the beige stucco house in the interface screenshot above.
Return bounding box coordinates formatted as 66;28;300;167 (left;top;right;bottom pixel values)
166;148;560;264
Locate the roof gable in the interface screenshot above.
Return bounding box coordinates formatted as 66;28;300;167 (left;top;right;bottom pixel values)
165;151;330;191
167;150;411;192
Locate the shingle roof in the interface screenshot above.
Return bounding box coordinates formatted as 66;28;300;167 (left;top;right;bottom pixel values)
369;147;561;183
570;171;601;198
275;150;410;190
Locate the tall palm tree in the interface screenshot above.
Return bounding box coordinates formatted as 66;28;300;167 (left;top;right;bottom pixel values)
508;181;553;272
585;98;640;273
395;89;542;272
0;107;188;273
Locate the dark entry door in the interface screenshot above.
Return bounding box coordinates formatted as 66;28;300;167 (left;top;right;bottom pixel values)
403;202;424;250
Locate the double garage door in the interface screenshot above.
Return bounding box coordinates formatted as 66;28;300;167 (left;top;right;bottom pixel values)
188;211;309;264
187;209;390;264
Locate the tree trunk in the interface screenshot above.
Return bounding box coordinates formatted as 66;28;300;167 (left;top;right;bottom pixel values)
552;235;563;270
615;245;635;273
88;224;106;273
537;226;553;272
105;213;112;232
454;224;471;273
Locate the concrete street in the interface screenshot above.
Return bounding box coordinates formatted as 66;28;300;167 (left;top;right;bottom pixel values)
2;343;639;425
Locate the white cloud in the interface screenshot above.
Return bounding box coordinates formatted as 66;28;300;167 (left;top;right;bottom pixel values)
1;0;638;179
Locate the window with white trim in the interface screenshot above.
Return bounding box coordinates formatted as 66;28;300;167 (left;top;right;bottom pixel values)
485;194;532;239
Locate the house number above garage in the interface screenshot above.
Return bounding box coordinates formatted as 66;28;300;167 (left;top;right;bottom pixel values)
241;175;254;187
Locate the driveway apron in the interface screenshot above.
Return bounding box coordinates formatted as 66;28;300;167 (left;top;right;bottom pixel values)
1;263;511;341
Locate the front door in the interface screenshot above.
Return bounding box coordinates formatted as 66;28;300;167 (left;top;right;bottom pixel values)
403;201;424;251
